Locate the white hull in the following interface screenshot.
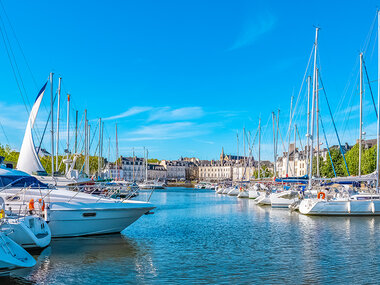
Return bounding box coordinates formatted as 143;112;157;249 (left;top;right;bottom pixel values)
270;191;299;208
0;188;154;238
299;199;380;215
47;202;153;237
255;194;271;205
237;191;249;198
228;188;239;196
248;190;259;199
2;216;51;248
0;232;36;274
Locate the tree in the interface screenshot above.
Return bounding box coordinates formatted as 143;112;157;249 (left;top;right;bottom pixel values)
362;145;377;175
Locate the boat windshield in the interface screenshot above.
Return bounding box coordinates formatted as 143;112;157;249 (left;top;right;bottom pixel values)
0;175;48;189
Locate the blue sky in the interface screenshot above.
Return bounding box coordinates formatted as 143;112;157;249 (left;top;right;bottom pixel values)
0;0;379;161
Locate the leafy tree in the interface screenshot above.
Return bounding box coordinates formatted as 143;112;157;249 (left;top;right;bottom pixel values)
362;145;377;174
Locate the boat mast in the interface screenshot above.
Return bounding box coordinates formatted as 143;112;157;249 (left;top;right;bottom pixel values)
308;27;319;189
377;11;380;192
237;131;239;179
56;77;61;172
258;118;261;179
65;93;70;174
316;68;320;177
276;109;280;176
286;96;293;177
115;123;118;180
74;110;78;154
306;76;311;176
272;112;276;177
133;147;135;181
84;109;89;176
294;124;297;176
359;52;363;177
50;72;54;178
98;118;102;177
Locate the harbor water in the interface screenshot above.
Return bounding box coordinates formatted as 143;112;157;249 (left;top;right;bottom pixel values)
3;188;380;284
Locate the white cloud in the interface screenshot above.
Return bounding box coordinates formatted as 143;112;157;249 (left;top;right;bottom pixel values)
228;11;276;51
103;106;152;121
148;107;204;122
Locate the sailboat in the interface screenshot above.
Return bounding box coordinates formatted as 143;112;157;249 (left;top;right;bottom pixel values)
8;78;155;237
299;20;380;215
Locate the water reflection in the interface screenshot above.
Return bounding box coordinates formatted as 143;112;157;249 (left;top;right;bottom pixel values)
2;189;380;284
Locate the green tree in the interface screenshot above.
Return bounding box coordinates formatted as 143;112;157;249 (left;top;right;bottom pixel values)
362;145;377;175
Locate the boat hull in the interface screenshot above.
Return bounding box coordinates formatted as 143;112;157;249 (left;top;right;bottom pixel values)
47;203;154;237
299;199;380;215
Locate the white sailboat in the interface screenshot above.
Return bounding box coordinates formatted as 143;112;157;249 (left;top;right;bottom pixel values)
299;18;380;215
11;80;155;237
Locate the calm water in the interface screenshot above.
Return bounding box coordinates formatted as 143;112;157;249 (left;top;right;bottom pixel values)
2;188;380;284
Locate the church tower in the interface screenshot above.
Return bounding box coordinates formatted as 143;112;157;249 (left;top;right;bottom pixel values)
220;147;225;163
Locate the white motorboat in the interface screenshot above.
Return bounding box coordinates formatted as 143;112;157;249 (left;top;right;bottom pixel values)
0;229;36;275
228;187;239;196
299;193;380;215
138;180;165;189
255;192;271;206
237;189;249;198
0;167;155;238
222;187;231;194
270;190;299;208
2;214;51;249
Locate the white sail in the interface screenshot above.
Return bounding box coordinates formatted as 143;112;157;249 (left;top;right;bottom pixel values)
16;82;47;174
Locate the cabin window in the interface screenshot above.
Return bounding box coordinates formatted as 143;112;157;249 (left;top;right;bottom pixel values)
82;212;96;217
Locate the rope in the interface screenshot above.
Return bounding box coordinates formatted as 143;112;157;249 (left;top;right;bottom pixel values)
319;114;336;177
318;69;350;176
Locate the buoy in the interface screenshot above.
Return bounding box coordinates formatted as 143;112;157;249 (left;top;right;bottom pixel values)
317;192;326;200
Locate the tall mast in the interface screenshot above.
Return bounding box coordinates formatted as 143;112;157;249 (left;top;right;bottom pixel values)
276;110;280;176
84;109;89;176
237;131;239;180
101;122;104;173
115;123;118;180
65;93;70;174
258;117;261;179
377;11;380;191
306;76;311;175
243;127;246;167
272;112;276;177
88;124;91;176
98;118;102;177
294;124;297;176
133;147;135;181
359;52;363;176
74;110;78;154
50;72;54;177
56;77;61;172
308;27;319;189
316;68;320;177
286;96;293;177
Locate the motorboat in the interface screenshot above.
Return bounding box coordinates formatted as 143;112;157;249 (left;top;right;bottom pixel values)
138;180;165;189
299;192;380;215
0;167;155;238
222;187;231;194
2;213;51;249
228;186;239;196
0;228;36;275
255;191;271;206
270;190;299;208
237;188;249;198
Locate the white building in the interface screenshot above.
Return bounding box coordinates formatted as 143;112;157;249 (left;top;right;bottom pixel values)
198;161;233;181
160;160;186;180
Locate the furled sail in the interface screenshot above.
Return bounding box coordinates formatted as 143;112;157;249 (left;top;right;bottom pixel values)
16;82;48;174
